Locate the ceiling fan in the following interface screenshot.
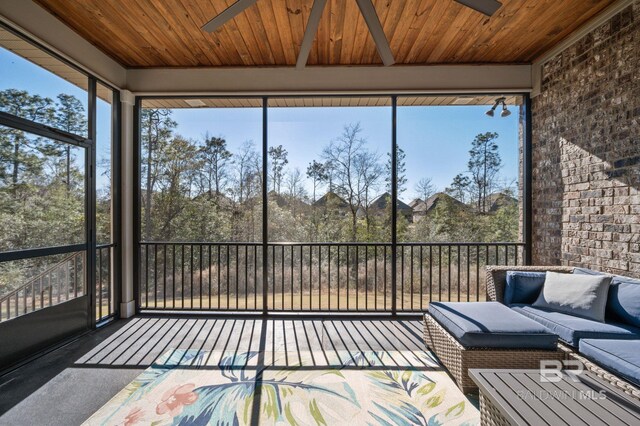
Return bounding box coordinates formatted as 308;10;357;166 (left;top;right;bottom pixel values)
201;0;502;68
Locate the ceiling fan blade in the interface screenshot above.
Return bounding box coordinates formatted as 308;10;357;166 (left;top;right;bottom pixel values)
355;0;395;66
296;0;328;69
201;0;258;32
454;0;502;17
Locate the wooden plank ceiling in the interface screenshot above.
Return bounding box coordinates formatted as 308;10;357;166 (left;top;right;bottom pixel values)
0;27;113;103
33;0;615;67
141;95;521;108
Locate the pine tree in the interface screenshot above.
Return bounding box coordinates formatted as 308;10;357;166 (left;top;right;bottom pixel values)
199;134;232;198
54;94;87;190
306;160;328;202
268;145;288;193
467;132;501;212
386;145;407;195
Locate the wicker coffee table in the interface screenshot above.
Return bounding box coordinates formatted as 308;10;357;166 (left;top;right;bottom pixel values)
469;369;640;426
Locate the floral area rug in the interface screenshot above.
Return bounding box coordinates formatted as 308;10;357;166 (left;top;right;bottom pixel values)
83;349;479;425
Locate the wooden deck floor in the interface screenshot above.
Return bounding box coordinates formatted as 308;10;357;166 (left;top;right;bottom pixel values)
77;315;427;368
0;315;436;425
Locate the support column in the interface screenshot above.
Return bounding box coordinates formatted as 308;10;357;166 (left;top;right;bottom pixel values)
120;90;136;318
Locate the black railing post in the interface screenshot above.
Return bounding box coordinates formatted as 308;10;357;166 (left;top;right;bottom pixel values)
391;96;398;314
262;97;268;314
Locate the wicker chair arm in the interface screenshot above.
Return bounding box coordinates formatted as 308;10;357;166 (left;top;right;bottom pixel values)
485;265;575;303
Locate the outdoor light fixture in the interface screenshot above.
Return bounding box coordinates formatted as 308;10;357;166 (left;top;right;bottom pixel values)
486;97;509;118
501;103;511;117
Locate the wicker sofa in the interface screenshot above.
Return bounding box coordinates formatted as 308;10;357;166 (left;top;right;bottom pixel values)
424;265;640;398
423;306;564;394
485;265;640;399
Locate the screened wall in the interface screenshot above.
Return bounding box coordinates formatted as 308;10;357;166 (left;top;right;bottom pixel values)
137;95;529;313
0;23;120;366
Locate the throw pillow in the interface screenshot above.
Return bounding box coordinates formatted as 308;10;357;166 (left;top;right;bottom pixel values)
504;271;546;305
533;271;612;322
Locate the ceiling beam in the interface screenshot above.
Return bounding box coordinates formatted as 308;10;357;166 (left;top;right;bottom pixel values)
201;0;258;33
126;65;532;94
296;0;328;69
355;0;395;66
454;0;502;17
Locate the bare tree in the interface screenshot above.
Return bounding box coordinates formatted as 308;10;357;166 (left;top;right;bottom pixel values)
354;149;383;233
233;141;259;203
415;177;436;201
285;167;307;200
322;123;382;241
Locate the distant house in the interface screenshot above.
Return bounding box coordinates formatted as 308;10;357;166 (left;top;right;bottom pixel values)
486;192;518;213
368;192;413;222
192;192;235;209
268;190;310;215
313;191;349;210
408;198;423;209
412;192;468;222
267;190;288;208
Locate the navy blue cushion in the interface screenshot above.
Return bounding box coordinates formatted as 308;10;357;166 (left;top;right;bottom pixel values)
504;271;546;305
608;277;640;328
511;304;640;347
428;302;557;349
573;268;640;327
579;339;640;387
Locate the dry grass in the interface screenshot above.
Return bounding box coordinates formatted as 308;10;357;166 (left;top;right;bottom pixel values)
140;290;487;312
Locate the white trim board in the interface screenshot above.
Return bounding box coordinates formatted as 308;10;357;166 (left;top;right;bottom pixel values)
126;65;532;95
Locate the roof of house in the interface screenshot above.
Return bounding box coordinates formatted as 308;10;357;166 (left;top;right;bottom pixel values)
486;192;518;212
313;191;349;209
414;192;467;214
408;198;423;209
369;192;412;211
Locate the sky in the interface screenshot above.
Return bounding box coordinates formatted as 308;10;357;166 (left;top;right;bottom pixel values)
167;103;521;202
1;46;521;203
0;48;112;190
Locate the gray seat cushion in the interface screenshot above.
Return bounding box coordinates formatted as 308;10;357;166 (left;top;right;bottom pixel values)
579;339;640;387
511;304;640;347
428;302;558;349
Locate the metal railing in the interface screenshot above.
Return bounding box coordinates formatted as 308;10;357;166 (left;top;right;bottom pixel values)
0;244;117;323
140;241;525;313
0;252;85;322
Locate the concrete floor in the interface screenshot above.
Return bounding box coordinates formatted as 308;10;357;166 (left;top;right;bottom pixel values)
0;314;431;425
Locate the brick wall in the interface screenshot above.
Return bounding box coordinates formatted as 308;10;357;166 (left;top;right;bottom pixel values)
531;1;640;277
